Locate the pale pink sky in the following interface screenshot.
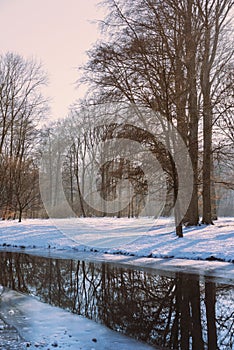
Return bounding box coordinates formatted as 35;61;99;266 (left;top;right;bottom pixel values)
0;0;105;120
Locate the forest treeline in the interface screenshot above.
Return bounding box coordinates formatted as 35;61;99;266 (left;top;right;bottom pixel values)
0;53;48;222
0;0;233;235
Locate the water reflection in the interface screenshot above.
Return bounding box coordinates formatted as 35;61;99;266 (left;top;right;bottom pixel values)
0;251;233;349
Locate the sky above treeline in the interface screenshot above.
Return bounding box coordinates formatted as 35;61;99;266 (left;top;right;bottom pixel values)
0;0;105;120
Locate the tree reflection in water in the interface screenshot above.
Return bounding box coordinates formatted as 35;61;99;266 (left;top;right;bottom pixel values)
0;251;233;349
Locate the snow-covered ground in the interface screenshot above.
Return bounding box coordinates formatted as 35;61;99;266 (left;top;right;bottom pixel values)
0;216;233;262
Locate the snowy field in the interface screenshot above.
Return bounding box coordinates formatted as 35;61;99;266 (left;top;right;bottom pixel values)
0;216;233;262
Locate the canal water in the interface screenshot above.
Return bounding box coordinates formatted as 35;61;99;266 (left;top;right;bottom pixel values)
0;251;233;349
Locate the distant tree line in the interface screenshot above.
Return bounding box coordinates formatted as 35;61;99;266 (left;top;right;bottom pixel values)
0;52;48;221
0;0;234;234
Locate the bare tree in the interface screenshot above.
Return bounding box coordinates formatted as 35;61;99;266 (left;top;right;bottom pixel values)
78;0;233;233
198;0;234;224
0;52;48;220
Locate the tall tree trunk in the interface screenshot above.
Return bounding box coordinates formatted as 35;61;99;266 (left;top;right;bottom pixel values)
199;0;231;224
76;174;86;217
184;0;199;226
201;77;213;224
211;156;218;220
70;154;74;205
18;206;22;223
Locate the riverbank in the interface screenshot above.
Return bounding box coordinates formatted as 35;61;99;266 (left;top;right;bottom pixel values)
0;217;233;262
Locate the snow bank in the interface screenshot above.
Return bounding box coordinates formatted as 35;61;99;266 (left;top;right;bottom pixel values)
0;217;233;263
